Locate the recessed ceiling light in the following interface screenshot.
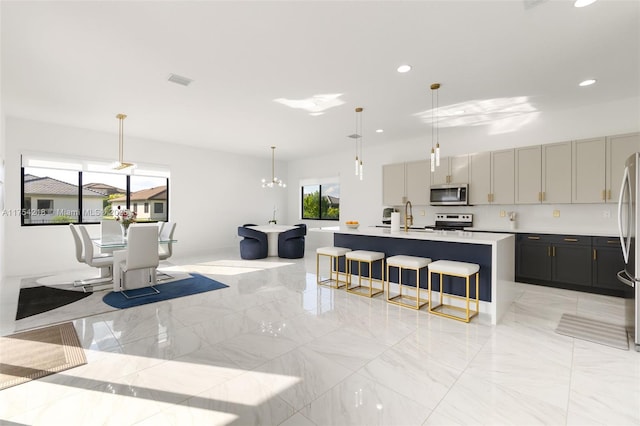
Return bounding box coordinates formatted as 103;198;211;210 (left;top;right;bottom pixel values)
397;65;412;73
579;79;596;87
574;0;598;8
376;129;384;133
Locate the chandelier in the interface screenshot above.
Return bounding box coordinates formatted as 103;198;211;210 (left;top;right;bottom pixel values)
430;83;441;172
261;146;286;188
113;113;136;170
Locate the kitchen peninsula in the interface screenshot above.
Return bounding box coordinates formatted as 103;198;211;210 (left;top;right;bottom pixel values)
312;226;517;325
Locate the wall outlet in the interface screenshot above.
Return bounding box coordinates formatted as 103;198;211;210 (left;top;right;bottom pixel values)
553;210;560;217
603;210;611;218
500;210;506;217
420;210;425;216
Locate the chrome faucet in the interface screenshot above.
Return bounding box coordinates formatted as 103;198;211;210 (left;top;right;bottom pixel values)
404;200;413;232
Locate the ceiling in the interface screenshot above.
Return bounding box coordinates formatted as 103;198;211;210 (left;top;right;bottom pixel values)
2;0;639;161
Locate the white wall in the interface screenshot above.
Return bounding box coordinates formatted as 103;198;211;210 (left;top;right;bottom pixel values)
287;97;640;239
3;117;287;276
3;96;639;276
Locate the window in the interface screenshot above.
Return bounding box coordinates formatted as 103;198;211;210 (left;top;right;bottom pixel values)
301;182;340;220
21;165;169;226
36;199;53;213
133;203;138;213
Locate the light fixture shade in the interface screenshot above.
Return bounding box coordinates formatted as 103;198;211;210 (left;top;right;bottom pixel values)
355;156;359;175
435;143;440;167
430;148;435;172
359;160;363;181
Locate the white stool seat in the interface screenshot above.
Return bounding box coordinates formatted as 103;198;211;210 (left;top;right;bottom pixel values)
428;259;480;323
345;250;385;298
386;255;432;310
428;260;479;276
316;246;351;289
346;250;385;262
317;246;351;257
387;255;432;269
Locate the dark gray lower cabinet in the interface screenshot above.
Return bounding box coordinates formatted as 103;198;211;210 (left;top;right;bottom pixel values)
516;235;552;281
516;233;628;297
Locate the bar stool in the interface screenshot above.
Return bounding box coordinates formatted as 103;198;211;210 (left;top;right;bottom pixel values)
345;250;385;298
386;255;432;310
316;246;352;289
428;260;480;323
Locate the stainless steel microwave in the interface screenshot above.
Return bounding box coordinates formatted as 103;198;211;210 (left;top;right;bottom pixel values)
430;184;469;206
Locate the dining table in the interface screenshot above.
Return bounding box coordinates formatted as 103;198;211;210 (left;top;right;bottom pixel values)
247;224;296;256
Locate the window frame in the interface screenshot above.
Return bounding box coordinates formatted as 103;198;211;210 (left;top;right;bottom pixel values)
20;167;170;226
300;182;340;221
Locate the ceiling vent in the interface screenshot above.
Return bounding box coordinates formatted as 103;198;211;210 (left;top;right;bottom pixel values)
167;73;193;87
523;0;548;9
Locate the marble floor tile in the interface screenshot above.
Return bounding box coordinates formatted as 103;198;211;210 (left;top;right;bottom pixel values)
1;248;638;426
301;372;432;426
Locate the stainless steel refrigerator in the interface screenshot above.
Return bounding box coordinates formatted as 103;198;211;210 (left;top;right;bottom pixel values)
617;152;640;351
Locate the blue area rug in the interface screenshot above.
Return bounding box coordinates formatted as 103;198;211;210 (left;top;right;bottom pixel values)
102;273;229;309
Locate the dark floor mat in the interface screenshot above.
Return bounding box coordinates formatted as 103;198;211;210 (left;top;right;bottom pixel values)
16;286;92;320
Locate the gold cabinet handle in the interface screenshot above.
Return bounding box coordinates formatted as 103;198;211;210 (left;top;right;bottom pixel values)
528;236;540;240
563;238;578;242
487;193;491;202
552;246;556;256
607;240;618;244
608;189;611;200
593;248;597;261
602;190;606;201
538;192;542;202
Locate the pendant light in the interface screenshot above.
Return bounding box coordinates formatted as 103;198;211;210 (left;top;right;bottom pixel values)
261;146;286;188
113;113;136;170
430;83;441;172
355;107;364;180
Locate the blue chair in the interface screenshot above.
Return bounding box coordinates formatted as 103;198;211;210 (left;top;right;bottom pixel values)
238;226;268;259
278;225;306;259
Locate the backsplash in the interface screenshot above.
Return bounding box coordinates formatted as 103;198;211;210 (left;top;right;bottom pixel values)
402;203;618;236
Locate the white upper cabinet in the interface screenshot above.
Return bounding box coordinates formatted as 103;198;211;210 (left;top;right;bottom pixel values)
469;149;514;205
607;132;640;203
469;151;491;205
515;146;542;204
383;160;430;206
382;162;406;206
431;155;469;185
405;160;430;205
572;137;606;203
516;143;571;204
542;142;572;203
572;133;639;203
491;149;515;204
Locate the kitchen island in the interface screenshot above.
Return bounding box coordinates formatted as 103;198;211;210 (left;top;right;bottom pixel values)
311;226;516;325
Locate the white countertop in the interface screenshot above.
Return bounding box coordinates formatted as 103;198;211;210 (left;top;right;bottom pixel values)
310;226;514;245
464;226;617;237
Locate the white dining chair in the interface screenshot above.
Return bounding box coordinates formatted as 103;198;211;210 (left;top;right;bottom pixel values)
101;219;122;239
75;224;114;288
159;222;176;261
118;225;160;298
